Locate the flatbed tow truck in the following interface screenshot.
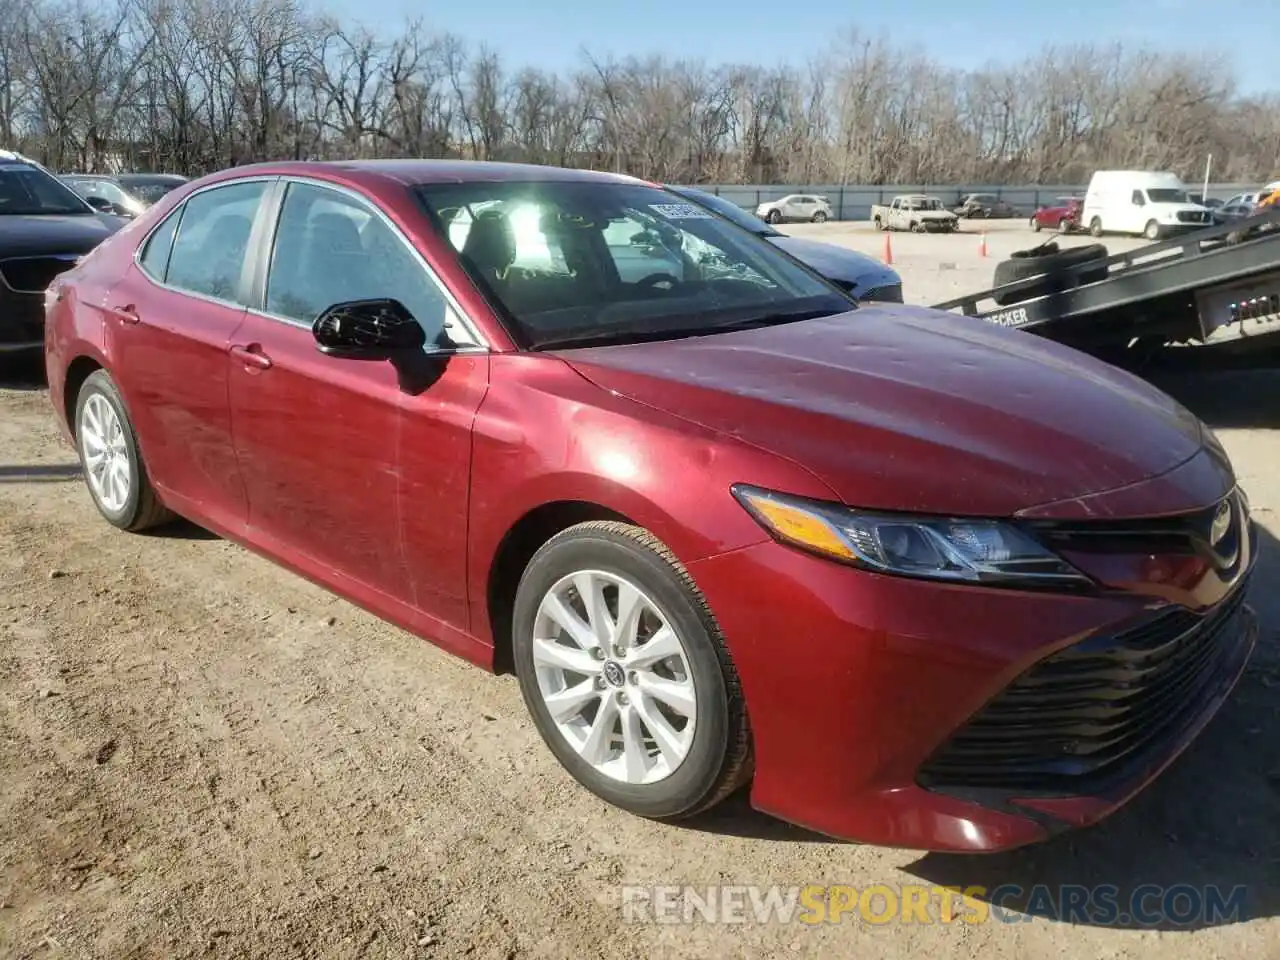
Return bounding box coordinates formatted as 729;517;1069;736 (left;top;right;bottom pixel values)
931;208;1280;364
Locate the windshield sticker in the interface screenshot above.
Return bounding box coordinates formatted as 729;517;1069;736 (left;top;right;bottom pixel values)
649;203;713;220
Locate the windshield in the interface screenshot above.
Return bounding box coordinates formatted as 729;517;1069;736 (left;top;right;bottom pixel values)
417;180;852;349
670;187;777;236
0;161;92;216
1146;188;1188;204
63;178;145;215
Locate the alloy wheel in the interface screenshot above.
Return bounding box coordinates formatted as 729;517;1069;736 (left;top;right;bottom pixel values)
79;393;132;513
530;569;697;785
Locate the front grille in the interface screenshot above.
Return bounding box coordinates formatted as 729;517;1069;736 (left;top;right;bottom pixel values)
1177;210;1210;224
861;283;904;303
0;255;79;293
917;583;1249;795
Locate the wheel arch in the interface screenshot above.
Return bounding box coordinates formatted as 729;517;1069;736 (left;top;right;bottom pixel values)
485;499;637;675
62;353;106;439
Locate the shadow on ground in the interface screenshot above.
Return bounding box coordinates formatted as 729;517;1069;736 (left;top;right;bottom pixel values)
0;463;81;482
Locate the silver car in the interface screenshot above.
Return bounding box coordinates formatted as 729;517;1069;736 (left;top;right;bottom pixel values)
754;193;832;224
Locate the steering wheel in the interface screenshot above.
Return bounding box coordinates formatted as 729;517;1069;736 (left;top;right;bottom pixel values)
635;272;681;291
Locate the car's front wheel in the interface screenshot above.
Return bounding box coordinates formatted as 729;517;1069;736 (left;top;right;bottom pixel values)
812;210;828;223
74;370;173;531
512;521;751;820
766;209;783;224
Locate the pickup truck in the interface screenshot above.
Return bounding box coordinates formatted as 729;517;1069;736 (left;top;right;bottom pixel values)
870;195;960;232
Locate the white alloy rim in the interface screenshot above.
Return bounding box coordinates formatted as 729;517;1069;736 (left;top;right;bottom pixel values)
80;394;131;513
531;570;697;784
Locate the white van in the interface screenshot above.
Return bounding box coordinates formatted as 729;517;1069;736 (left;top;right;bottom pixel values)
1082;170;1213;241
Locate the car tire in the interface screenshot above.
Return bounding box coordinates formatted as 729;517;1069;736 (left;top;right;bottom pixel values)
74;369;175;532
991;241;1110;307
766;209;782;224
874;217;885;231
1030;218;1041;232
1058;218;1072;234
511;521;752;821
1089;217;1104;237
910;221;924;233
1144;219;1162;241
812;211;828;223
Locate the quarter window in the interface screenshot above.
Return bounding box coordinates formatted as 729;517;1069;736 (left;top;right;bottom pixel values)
138;209;180;281
166;181;267;302
265;181;477;347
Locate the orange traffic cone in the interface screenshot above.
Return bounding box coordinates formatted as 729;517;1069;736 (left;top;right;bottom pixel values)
979;232;988;258
882;232;893;265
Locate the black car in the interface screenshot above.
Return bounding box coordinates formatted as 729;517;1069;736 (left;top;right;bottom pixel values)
1;151;127;355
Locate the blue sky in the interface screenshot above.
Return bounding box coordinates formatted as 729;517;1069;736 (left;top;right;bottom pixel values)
328;0;1275;95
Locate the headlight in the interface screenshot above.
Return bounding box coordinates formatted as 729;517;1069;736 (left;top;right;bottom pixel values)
731;484;1091;587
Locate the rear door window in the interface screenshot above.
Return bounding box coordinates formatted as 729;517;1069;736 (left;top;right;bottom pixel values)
165;181;269;303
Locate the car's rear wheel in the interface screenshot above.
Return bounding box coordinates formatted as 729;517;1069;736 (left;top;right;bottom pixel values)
512;521;751;820
1089;217;1104;237
75;370;173;531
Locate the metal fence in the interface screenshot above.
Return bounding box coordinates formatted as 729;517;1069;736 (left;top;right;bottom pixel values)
673;183;1261;221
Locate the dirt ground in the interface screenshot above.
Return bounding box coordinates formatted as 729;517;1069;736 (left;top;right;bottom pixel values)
2;221;1279;959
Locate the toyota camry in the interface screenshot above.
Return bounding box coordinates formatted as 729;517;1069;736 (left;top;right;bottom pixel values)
44;160;1257;852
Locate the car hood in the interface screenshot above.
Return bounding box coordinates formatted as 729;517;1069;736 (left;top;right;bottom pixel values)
559;306;1211;517
0;213;124;257
766;235;900;292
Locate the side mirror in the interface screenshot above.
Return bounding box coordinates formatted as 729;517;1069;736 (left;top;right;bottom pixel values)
84;195;112;212
312;298;426;360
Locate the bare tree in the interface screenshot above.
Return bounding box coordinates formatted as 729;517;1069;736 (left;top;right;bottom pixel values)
3;0;1277;185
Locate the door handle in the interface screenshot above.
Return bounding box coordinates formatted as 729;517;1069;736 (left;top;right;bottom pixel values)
229;343;272;370
111;303;140;324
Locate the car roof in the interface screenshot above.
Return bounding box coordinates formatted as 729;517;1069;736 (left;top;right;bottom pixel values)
197;159;646;189
115;172;188;183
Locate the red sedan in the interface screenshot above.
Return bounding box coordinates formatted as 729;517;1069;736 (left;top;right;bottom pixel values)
1031;196;1083;233
44;161;1257;852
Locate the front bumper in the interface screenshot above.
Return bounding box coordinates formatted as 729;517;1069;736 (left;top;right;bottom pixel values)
0;290;45;353
688;515;1257;852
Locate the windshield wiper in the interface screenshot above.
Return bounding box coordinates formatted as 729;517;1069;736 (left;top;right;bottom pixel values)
531;307;846;351
688;306;847;335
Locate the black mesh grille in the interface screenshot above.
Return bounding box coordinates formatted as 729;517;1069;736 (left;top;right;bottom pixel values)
0;256;78;293
1176;210;1211;224
917;583;1249;794
861;283;904;303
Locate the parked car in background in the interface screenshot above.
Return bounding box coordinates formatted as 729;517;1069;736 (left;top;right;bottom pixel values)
115;173;189;206
1083;170;1213;240
44;159;1256;853
60;174;147;218
669;185;902;301
754;193;832;224
1214;200;1256;224
1030;196;1083;233
870;195;959;232
954;193;1018;219
0;150;127;356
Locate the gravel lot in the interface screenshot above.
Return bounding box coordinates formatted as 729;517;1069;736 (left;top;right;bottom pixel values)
2;219;1277;959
